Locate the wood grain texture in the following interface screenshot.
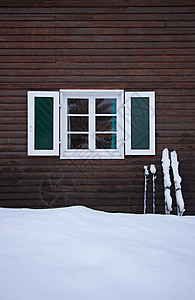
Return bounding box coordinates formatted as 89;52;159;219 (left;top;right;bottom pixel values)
0;0;194;214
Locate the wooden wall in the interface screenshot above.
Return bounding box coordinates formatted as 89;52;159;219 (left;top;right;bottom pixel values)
0;0;195;214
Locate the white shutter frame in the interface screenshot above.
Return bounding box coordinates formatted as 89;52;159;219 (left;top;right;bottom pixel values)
125;91;155;155
28;91;59;156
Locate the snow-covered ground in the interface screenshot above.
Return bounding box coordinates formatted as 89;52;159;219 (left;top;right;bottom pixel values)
0;206;195;300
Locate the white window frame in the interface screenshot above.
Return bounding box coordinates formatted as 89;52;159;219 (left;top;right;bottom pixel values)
125;91;155;155
28;91;59;156
60;90;124;159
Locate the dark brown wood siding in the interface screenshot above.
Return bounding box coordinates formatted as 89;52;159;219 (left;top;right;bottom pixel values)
0;0;195;214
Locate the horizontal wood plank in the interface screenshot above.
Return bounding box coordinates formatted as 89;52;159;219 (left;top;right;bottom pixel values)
0;13;195;21
0;6;195;14
0;0;194;8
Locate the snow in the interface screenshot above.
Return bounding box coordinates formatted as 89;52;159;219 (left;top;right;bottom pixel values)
171;151;182;190
164;189;173;213
144;165;149;176
150;164;156;174
161;148;173;213
161;148;172;189
0;206;195;300
175;189;185;214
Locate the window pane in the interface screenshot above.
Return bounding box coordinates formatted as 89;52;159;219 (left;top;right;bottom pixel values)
68;116;88;132
96;134;117;149
96;98;116;114
68;134;88;149
67;98;88;114
96;116;116;131
35;97;53;150
131;97;149;149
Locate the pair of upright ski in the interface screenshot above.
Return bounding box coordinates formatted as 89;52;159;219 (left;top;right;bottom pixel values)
144;165;157;214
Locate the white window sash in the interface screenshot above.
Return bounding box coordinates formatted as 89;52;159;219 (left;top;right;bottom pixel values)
60;90;124;159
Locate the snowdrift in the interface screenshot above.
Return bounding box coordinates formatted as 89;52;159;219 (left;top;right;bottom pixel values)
0;206;194;300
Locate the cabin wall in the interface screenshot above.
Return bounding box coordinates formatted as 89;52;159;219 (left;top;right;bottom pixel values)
0;0;195;214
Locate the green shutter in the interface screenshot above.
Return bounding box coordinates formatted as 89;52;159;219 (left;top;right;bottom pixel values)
35;97;53;150
131;97;149;149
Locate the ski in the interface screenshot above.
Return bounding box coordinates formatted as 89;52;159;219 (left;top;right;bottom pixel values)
170;151;185;216
161;148;172;214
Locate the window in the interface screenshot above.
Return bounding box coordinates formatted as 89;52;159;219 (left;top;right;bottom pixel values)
27;90;155;159
60;90;124;159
